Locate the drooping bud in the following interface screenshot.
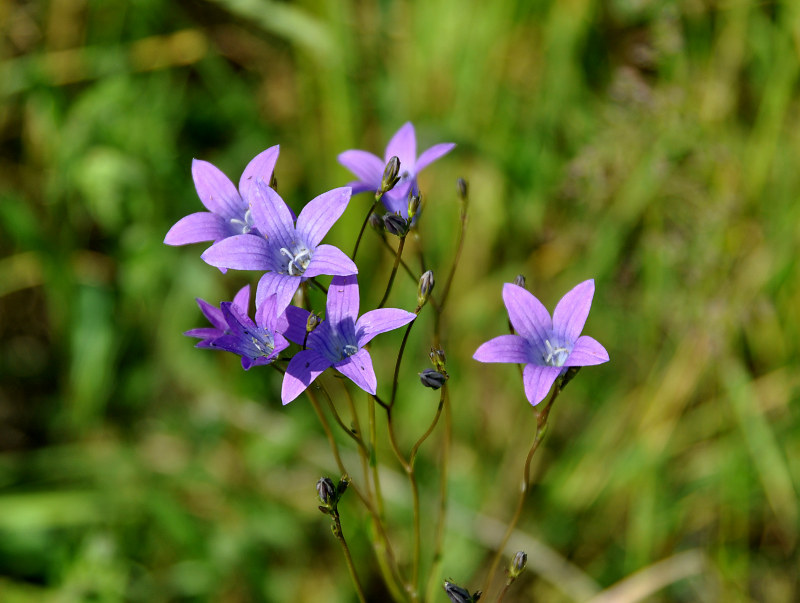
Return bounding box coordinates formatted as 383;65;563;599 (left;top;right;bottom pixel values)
509;551;527;578
306;313;320;333
383;212;409;237
380;156;401;195
408;192;421;219
456;178;468;201
559;366;581;391
513;274;526;289
269;171;278;192
316;477;336;506
443;581;481;603
430;347;447;372
417;270;435;309
419;368;448;390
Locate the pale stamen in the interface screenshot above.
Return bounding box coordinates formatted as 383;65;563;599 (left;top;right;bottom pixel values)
279;246;312;276
543;339;570;367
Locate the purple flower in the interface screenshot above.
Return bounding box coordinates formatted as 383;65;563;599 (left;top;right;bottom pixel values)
200;181;358;314
473;280;609;406
187;288;290;370
281;275;416;404
165;146;280;246
338;122;455;217
184;284;251;348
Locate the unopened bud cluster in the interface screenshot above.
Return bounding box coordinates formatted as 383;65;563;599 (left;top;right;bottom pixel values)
316;476;350;515
421;345;448;389
380;156;401;195
417;270;434;310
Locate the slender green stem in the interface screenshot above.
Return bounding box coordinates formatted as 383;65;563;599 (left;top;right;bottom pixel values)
318;381;369;457
368;393;386;519
496;581;512;603
380;234;418;284
384;404;421;602
409;384;446;466
433;192;468;340
309;278;328;294
305;387;408;602
424;386;452;601
378;235;406;309
340;379;370;491
330;509;368;603
390;320;416;409
352;197;381;261
481;384;562;596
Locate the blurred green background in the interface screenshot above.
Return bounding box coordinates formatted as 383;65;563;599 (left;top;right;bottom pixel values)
1;0;799;601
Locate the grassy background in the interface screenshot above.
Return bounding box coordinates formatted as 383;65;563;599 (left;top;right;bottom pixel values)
1;0;799;601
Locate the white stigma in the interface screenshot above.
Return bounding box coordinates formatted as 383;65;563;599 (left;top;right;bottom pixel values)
342;344;358;357
543;339;570;367
280;246;312;276
230;208;254;234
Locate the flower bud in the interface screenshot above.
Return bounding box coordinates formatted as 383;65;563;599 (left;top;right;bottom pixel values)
417;270;434;309
430;347;446;372
306;313;320;333
408;192;421;219
419;369;447;390
510;551;527;578
443;581;481;603
513;274;526;289
380;156;401;194
316;477;335;506
456;178;468;201
383;212;409;237
269;172;278;192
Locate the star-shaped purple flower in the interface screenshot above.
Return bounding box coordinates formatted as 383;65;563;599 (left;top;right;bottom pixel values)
473;280;609;406
187;287;290;370
165;146;280;246
281;275;417;405
200;181;358;314
184;284;251;348
338;122;455;217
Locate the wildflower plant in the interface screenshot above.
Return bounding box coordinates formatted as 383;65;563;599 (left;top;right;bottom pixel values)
166;123;610;602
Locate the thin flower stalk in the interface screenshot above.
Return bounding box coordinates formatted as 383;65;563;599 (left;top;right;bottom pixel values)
424;387;452;602
330;508;367;603
306;386;408;603
481;383;561;596
410;383;446;466
352;197;382;261
378;235;407;309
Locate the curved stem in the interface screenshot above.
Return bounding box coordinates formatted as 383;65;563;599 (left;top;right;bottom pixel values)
409;384;446;466
384;404;421;602
306;387;408;602
378;235;406;309
309;277;328;294
481;384;562;596
390;320;416;409
352;198;381;261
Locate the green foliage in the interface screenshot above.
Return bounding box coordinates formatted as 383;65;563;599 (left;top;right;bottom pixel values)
1;0;799;601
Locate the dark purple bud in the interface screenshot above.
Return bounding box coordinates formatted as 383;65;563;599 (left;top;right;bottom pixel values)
383;212;409;237
510;551;527;577
443;581;481;603
316;477;335;506
336;476;350;497
456;178;468;201
408;192;421;219
417;270;434;309
419;369;447;390
306;313;320;333
381;156;401;194
513;274;526;289
430;347;446;372
269;171;278;192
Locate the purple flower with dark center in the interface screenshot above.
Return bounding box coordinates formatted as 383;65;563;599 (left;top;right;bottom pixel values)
187;289;290;370
473;280;609;406
338;122;455;217
165;146;279;246
184;285;251;348
200;181;357;314
280;275;416;404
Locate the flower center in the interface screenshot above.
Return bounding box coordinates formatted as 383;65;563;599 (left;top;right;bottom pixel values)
230;208;255;234
342;344;358;358
251;332;274;356
279;245;312;276
543;339;570;367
